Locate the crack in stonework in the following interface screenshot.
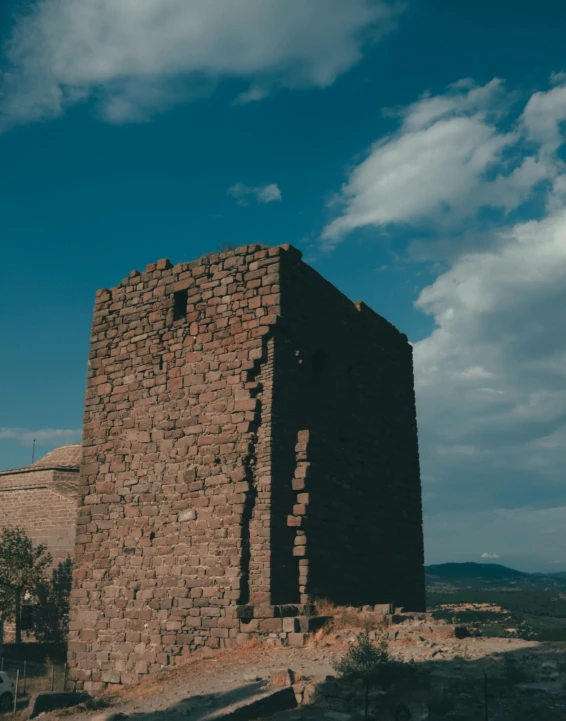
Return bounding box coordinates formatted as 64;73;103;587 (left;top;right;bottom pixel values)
291;430;311;604
238;330;274;605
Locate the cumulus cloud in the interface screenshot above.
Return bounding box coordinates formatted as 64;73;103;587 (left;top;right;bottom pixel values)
0;427;82;445
0;0;403;129
228;183;282;205
321;78;555;244
323;76;566;567
413;205;566;532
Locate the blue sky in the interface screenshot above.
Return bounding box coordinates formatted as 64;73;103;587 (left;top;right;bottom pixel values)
1;0;566;572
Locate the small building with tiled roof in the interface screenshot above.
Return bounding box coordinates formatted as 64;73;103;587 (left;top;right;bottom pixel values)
0;444;82;565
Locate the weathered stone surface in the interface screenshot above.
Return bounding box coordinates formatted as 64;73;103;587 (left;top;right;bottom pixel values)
26;692;88;719
298;616;333;633
432;624;472;639
269;669;295;687
287;633;308;647
282;617;300;633
203;686;297;721
374;604;394;614
67;243;425;689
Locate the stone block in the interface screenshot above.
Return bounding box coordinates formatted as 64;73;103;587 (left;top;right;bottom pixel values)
276;605;300;617
283;617;300;633
253;604;278;618
259;618;283;633
298;616;333;633
100;669;121;684
287;633;307;647
373;604;394;614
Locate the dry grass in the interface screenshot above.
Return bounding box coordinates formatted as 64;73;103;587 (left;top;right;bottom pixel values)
313;598;387;634
107;640;279;702
304;627;332;649
237;636;263;651
313;598;338;617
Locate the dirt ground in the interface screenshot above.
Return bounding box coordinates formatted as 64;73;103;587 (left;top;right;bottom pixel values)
5;619;566;721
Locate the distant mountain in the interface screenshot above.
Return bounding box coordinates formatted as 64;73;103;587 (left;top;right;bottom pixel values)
425;562;566;591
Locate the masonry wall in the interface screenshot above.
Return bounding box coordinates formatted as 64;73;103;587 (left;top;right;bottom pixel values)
272;250;426;611
0;470;79;564
68;244;287;692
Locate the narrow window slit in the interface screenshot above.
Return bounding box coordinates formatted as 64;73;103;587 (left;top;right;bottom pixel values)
173;288;188;321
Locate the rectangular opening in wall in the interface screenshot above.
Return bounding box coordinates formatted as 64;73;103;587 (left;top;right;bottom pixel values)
173;288;188;321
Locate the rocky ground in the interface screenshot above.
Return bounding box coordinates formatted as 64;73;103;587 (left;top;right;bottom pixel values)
6;618;566;721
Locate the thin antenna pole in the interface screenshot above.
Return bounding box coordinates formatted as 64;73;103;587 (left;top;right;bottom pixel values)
31;439;35;464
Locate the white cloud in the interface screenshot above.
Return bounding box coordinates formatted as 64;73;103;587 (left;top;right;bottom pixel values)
410;87;566;564
228;183;282;205
256;184;282;203
321;79;556;244
0;427;82;445
0;0;403;129
481;552;500;559
521;84;566;154
323;77;566;567
413;207;566;515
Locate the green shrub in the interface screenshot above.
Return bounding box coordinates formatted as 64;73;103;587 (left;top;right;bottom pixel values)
333;633;403;719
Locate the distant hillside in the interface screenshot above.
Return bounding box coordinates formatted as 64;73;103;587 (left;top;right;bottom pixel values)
425;562;566;591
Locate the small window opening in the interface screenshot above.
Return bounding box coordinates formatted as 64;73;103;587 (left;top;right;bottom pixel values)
173;288;188;321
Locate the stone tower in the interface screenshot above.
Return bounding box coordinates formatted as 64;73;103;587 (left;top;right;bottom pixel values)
68;244;425;691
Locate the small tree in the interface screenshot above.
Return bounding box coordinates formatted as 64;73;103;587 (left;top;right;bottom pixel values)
333;633;397;719
34;557;73;643
0;528;52;643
